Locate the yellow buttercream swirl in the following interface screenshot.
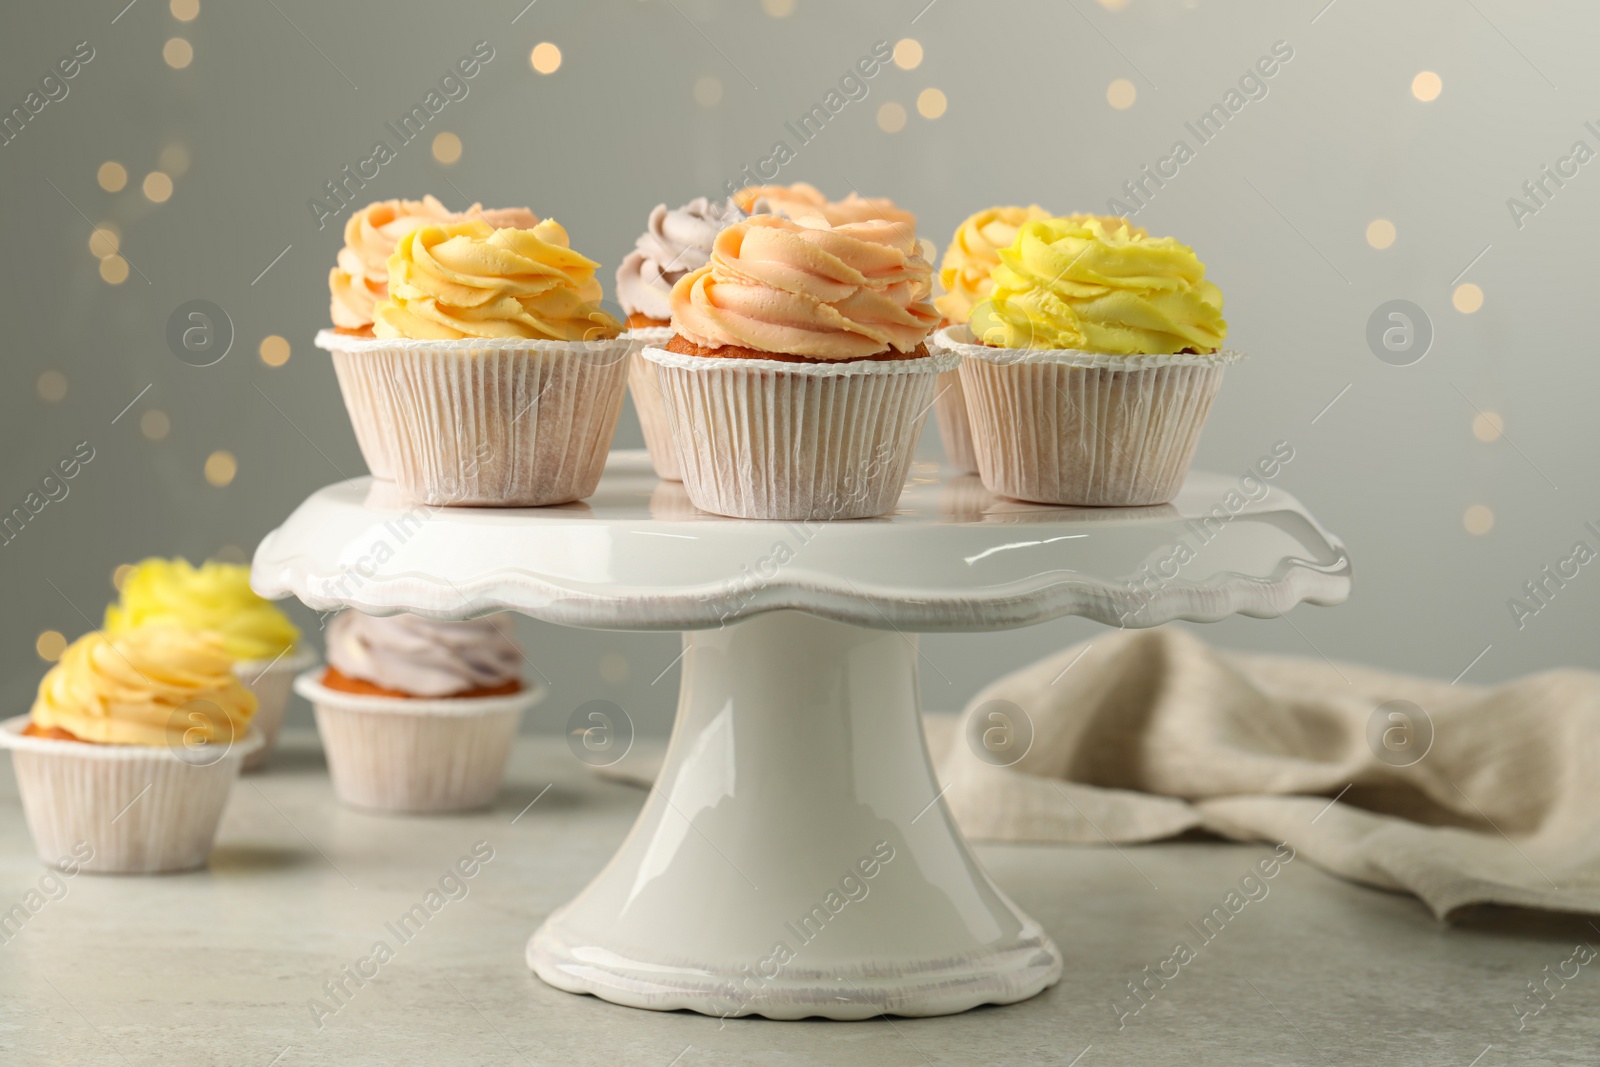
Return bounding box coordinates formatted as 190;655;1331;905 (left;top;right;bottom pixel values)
373;219;622;342
31;626;257;747
970;215;1226;354
934;205;1054;324
106;558;298;662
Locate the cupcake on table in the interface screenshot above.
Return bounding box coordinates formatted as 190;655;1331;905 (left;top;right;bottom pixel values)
320;196;539;479
0;625;260;873
939;214;1236;507
617;196;747;480
930;206;1053;474
105;557;309;770
295;611;540;814
642;211;950;521
342;214;631;508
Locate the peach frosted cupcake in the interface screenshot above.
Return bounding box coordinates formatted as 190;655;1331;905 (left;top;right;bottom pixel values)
294;612;539;813
0;625;260;873
616;196;746;479
642;213;948;520
105;557;309;771
939;215;1237;506
732;181;916;230
930;206;1052;473
342;217;631;506
319;197;539;478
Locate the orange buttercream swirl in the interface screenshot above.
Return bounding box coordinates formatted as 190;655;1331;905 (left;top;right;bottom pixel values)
733;181;916;231
669;215;938;360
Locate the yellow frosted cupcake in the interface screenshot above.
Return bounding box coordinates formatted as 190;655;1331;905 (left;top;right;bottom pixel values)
0;625;261;873
341;217;632;506
939;215;1239;506
929;206;1053;473
321;197;540;479
106;557;308;770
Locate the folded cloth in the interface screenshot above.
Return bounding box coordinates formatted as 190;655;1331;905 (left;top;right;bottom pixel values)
928;627;1600;919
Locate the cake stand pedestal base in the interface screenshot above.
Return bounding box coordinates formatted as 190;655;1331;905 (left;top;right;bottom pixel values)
526;610;1062;1020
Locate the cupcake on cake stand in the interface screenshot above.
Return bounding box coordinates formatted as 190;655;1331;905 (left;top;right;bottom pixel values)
251;452;1350;1019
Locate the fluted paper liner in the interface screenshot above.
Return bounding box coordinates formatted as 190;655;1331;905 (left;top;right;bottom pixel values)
643;346;958;521
319;331;400;480
234;646;316;772
939;326;1243;507
318;332;636;507
0;715;262;874
295;670;539;814
623;327;679;480
926;330;979;474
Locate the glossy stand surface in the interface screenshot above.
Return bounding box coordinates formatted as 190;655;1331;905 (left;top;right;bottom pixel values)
527;610;1060;1019
253;451;1351;1020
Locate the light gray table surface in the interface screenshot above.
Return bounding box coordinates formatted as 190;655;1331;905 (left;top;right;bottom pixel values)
0;729;1594;1067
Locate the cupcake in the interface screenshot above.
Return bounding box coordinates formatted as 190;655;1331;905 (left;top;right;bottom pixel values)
930;206;1053;473
321;197;540;478
941;215;1237;507
294;612;539;813
0;625;261;873
617;196;746;480
642;213;949;520
731;181;916;229
331;217;631;507
105;558;309;771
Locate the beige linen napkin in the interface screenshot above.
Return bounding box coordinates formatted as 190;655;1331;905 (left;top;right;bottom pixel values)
928;627;1600;919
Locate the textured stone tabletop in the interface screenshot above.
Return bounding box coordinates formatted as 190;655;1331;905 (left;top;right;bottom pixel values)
0;731;1594;1066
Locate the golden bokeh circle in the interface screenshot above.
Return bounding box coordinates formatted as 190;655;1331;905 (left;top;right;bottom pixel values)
1411;71;1442;102
98;161;127;192
205;451;237;487
531;43;562;74
163;37;193;69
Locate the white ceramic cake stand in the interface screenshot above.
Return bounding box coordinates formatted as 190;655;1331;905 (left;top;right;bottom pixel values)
252;451;1350;1021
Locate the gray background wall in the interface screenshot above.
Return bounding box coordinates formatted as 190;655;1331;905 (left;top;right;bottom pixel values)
3;0;1594;738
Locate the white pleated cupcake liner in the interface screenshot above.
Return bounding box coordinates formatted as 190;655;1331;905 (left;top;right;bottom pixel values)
934;368;979;475
643;345;958;521
926;330;979;475
939;326;1242;507
234;646;317;772
295;670;539;814
317;332;638;507
319;331;399;481
623;327;680;481
0;715;262;874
